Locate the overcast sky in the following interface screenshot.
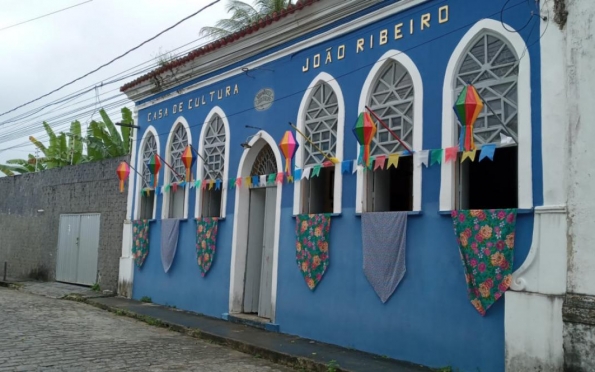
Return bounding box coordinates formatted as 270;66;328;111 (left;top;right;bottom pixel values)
0;0;228;168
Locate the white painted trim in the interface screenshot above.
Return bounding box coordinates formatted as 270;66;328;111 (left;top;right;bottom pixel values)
511;205;568;295
134;126;160;220
118;108;139;297
356;49;424;213
439;19;532;211
293;72;344;215
229;131;283;322
126;109;139;221
128;0;432;108
194;106;231;219
504;291;564;370
161;116;192;220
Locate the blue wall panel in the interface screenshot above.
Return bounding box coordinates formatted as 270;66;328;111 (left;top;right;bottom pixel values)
131;1;542;370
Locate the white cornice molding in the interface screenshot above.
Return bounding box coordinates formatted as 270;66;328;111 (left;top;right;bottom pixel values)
125;0;430;106
511;204;568;294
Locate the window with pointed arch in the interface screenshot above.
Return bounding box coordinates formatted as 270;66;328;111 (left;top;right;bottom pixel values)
299;81;339;214
167;123;188;218
454;32;519;209
200;114;226;217
364;60;415;212
140;133;158;219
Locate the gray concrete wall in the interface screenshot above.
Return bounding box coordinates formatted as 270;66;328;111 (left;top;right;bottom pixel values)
563;0;595;370
563;294;595;371
0;157;127;291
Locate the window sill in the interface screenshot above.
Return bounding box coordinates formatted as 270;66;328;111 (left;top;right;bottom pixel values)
355;211;422;217
438;208;534;216
195;217;226;221
128;219;158;223
292;213;342;218
161;218;189;222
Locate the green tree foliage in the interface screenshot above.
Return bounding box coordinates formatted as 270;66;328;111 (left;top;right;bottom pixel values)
199;0;293;39
0;107;133;177
85;108;131;161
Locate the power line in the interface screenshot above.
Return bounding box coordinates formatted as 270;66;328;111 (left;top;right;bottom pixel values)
0;105;132;154
0;0;93;32
0;0;361;128
0;0;351;130
119;0;535;144
0;0;221;118
1;0;530;154
1;0;532;168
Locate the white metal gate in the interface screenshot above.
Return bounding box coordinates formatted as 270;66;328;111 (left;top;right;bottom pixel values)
56;214;100;286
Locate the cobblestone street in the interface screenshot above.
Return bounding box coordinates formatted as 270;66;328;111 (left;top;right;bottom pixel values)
0;288;293;372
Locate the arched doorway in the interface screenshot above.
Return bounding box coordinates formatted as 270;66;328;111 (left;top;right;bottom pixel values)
230;132;283;321
243;144;277;318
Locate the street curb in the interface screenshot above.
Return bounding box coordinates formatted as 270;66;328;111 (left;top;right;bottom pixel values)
0;281;23;289
65;295;346;372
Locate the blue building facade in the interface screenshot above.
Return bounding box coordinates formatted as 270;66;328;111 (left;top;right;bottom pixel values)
122;1;543;370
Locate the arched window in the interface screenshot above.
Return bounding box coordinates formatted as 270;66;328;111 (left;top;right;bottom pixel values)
139;133;158;219
304;82;338;165
167;123;188;218
455;33;519;210
357;51;423;213
365;60;415;212
200;114;226;217
439;20;532;211
251;144;277;176
299;80;340;214
370;61;414;154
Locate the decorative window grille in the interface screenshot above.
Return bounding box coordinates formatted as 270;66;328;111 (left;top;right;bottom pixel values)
300;82;339;214
141;134;157;189
368;61;414;155
455;33;519;210
200;115;226;218
303;82;338;167
455;33;519;145
202;115;226;180
140;134;157;219
169;124;188;218
251;144;277;176
169;124;188;183
364;60;415;212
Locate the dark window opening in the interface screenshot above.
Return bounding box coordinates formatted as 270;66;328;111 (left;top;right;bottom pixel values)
140;191;155;220
365;155;413;212
169;188;186;218
458;146;518;210
301;167;334;214
202;189;222;218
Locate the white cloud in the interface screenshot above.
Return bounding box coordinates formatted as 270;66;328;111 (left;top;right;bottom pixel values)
0;0;228;167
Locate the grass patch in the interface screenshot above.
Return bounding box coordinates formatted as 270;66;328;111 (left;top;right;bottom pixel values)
140;296;152;303
90;283;100;292
327;360;339;372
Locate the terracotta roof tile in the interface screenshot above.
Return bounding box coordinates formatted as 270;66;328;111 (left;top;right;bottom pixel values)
120;0;321;93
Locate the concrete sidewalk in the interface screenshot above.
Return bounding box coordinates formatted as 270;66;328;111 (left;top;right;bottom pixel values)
0;279;112;299
75;296;434;372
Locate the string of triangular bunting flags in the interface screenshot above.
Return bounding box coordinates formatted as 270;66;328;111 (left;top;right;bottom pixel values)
154;134;510;193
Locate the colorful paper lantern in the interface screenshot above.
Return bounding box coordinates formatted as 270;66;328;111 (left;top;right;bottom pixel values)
454;84;484;151
352;112;377;167
116;162;130;193
278;131;299;174
147;154;161;188
182;146;196;181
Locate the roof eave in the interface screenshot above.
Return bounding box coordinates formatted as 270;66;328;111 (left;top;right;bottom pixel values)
122;0;377;103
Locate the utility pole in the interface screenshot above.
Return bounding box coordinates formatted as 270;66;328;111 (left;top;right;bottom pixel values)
34;148;39;172
71;135;75;165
